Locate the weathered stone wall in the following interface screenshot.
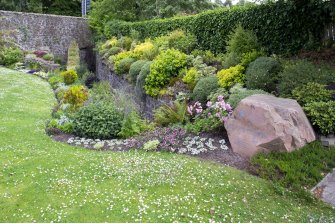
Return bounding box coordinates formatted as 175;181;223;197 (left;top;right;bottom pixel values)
96;54;170;118
0;10;94;69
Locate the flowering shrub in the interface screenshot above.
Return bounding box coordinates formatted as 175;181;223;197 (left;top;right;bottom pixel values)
217;64;245;89
186;96;232;133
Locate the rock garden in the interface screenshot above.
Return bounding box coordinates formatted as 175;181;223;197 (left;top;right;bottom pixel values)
1;0;335;221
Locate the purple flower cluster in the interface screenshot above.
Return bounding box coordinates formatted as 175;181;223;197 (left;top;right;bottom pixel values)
188;96;233;123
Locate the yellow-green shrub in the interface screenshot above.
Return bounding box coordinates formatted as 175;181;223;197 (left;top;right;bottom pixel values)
145;49;187;96
110;51;139;75
133;41;158;60
101;37;118;50
61;70;78;85
217;65;245;89
182;67;198;90
63;85;89;109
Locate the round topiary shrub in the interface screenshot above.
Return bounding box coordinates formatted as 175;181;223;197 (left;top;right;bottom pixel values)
246;57;282;93
129;60;147;84
61;70;78;85
117;57;136;75
192;76;219;104
73;103;124;139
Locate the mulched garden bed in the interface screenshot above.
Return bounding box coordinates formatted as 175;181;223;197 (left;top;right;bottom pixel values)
49;128;253;172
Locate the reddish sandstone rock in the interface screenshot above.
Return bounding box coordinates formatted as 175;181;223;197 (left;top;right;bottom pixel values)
224;94;316;158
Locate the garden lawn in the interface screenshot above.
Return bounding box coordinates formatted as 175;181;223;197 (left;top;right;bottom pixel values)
0;67;334;223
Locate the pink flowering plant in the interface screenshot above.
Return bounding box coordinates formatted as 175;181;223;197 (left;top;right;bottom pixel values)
186;95;233;133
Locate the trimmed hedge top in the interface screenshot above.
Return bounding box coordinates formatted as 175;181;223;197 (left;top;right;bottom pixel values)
95;1;332;55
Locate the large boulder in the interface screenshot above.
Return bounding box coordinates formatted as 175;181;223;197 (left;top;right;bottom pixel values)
225;94;316;158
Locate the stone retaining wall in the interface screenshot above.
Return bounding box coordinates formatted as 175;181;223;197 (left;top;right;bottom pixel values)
0;10;95;69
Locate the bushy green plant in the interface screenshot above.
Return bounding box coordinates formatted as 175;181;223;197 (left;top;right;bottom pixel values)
226;24;260;55
75;63;89;80
61;70;78;85
89;81;113;103
128;60;147;84
292;82;334;106
48;73;64;89
63;85;89;109
73;103;123;139
111;51;139;75
109;47;123;56
47;116;73;133
217;65;245;89
240;50;264;67
116;57;136;75
55;84;69;101
42;53;54;61
182;67;198;90
0;47;24;67
192;76;219;104
228;84;268;108
101;37;118;50
222;52;241;69
117;36;133;50
118;111;153;138
185;115;222;134
169;30;197;54
67;40;80;71
133;41;158;60
246;57;282;93
154;101;188;127
304;101;335;135
278;60;335;97
145;49;187;96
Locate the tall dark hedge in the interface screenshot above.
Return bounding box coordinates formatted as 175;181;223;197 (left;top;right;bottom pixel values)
95;1;332;55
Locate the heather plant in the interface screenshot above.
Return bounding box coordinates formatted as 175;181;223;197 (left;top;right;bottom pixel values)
111;51;139;75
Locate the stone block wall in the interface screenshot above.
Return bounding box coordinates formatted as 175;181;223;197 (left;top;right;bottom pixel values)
0;10;94;69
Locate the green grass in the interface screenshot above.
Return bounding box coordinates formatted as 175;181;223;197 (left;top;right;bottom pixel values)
0;67;334;222
252;141;335;191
